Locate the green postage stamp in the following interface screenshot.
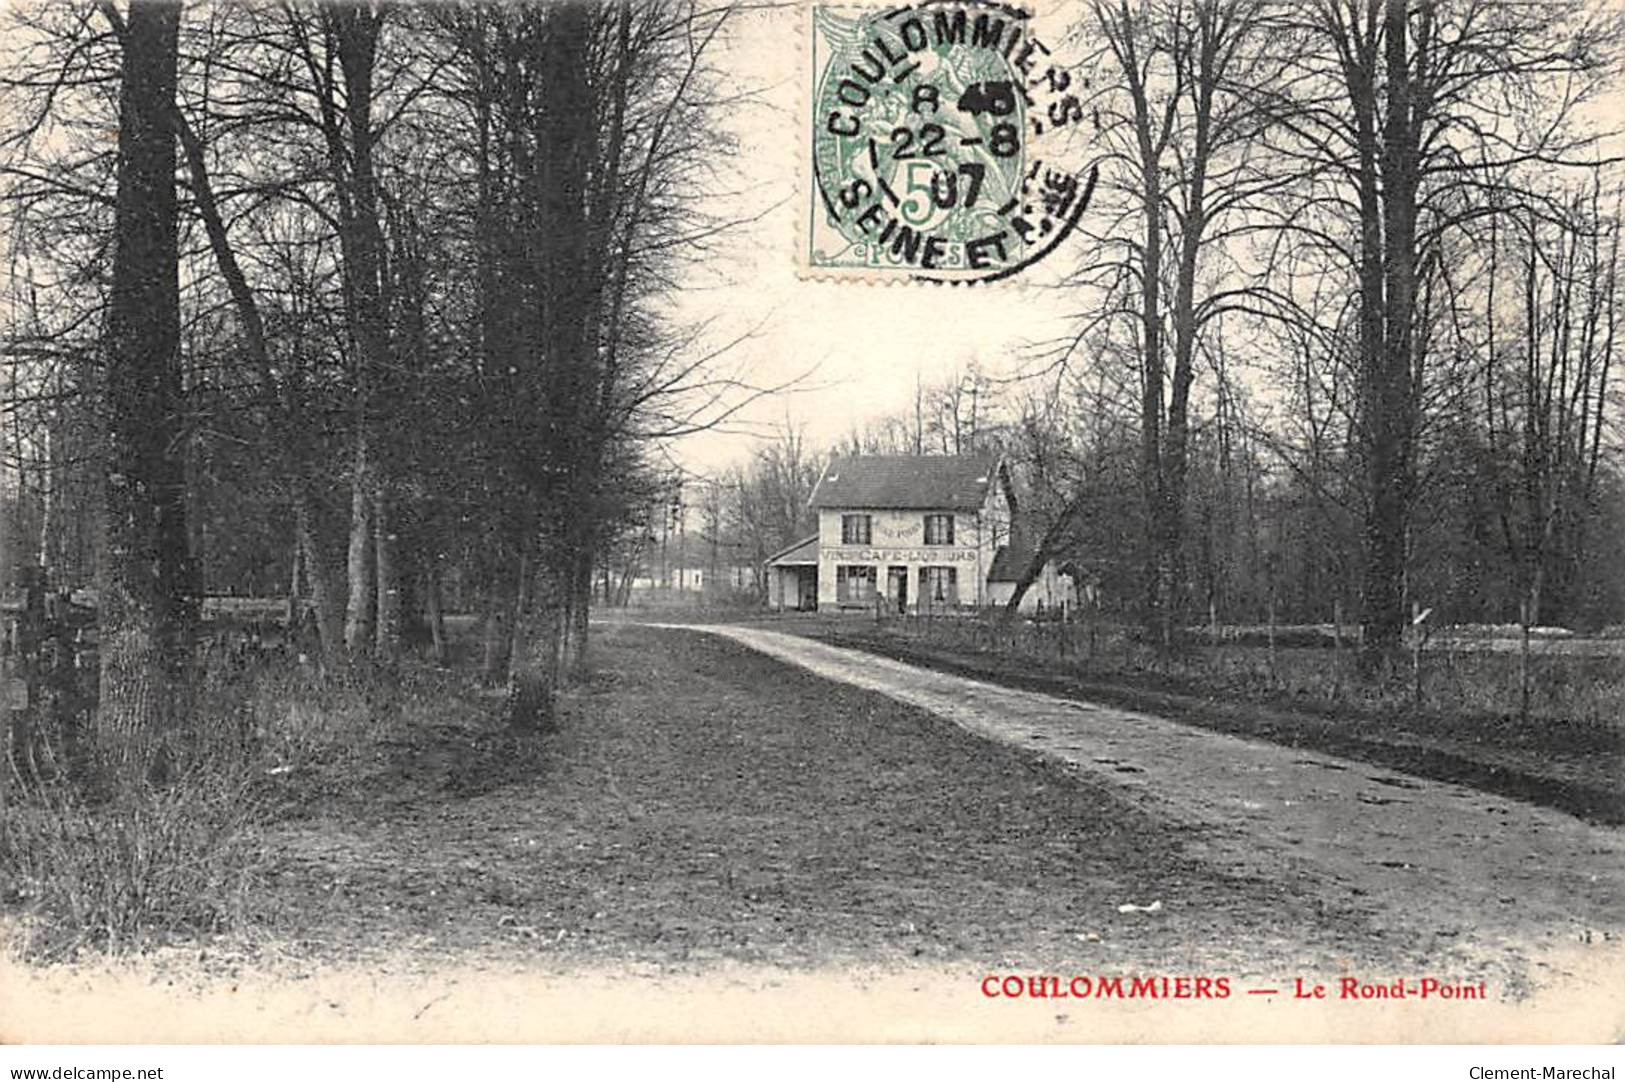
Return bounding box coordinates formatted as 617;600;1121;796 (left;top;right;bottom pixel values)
805;0;1096;283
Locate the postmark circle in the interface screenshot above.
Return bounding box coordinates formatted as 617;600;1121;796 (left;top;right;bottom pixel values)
809;0;1096;282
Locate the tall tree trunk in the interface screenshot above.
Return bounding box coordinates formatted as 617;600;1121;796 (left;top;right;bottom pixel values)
1165;42;1215;646
531;3;597;684
1098;0;1168;648
373;487;400;660
343;434;374;653
325;5;392;660
1138;159;1165;646
98;0;191;789
1164;229;1202;649
1361;0;1419;664
504;548;556;732
294;487;344;667
1333;1;1389;668
564;529;595;673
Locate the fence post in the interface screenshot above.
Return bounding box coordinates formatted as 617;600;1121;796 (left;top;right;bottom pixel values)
1267;594;1278;685
1208;598;1219;680
1411;600;1423;704
1519;598;1531;724
1088;600;1097;662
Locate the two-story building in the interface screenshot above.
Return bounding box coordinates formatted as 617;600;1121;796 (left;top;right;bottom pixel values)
766;453;1072;613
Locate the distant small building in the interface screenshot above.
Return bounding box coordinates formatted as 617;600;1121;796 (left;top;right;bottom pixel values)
766;535;819;611
765;453;1071;614
632;563;756;595
986;536;1074;613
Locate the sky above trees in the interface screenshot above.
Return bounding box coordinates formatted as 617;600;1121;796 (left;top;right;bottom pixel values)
673;2;1625;474
669;4;1078;472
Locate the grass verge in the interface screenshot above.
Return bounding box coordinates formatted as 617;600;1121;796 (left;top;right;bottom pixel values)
770;615;1625;824
0;653;422;961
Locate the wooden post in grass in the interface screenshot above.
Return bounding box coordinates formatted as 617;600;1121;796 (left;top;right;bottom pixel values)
286;537;301;629
1332;599;1344;699
1519;598;1531;724
1411;601;1426;704
1088;598;1097;662
1267;594;1278;685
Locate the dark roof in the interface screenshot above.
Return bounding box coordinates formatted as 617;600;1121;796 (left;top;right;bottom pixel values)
988;541;1036;583
765;534;819;566
809;454;1001;511
988;513;1053;582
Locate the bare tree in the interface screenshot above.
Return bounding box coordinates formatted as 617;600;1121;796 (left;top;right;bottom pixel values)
95;0;193;787
1269;0;1619;662
1077;0;1286;646
1485;180;1621;625
723;419;824;597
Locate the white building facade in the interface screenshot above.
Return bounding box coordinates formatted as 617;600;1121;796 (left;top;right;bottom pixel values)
768;454;1071;614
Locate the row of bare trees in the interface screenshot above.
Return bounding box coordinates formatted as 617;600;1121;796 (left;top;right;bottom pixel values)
729;0;1621;650
1;0;751;787
1042;0;1624;662
558;0;1625;665
728;0;1623;645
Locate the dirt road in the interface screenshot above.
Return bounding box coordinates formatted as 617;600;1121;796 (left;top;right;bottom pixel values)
7;624;1622;1041
666;624;1625;975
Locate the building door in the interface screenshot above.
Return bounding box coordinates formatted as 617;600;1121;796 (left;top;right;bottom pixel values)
798;568;817;610
887;566;908;613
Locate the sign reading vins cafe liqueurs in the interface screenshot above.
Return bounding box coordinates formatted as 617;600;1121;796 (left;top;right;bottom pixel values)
826;547;980;563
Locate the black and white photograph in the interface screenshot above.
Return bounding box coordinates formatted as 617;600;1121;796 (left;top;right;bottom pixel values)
0;0;1622;1057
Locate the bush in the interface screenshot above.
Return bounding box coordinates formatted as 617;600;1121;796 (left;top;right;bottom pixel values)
0;755;268;961
0;644;444;961
0;650;315;961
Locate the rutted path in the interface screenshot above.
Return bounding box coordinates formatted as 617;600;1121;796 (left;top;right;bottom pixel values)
656;623;1625;969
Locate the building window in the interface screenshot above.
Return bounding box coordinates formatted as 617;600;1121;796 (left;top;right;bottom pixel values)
836;565;876;604
919;566;958;606
841;513;872;545
924;513;955;545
